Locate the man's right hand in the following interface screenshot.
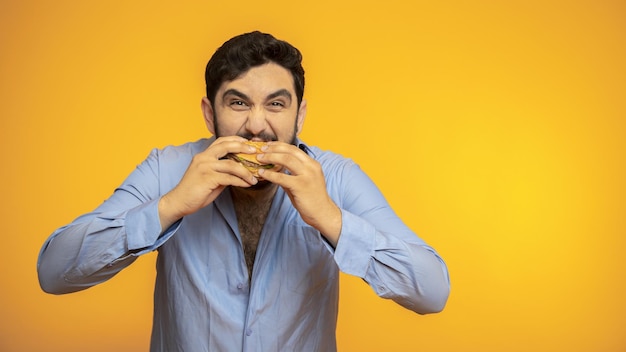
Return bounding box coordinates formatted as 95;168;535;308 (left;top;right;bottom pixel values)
157;136;259;230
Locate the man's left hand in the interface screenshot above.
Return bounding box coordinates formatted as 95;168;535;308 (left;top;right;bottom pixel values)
256;142;342;246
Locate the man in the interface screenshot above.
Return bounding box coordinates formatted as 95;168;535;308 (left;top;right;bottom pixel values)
38;31;450;351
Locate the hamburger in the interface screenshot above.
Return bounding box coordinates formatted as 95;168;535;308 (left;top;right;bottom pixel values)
227;140;274;178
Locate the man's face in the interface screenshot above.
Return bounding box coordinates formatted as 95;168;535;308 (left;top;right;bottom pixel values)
203;62;306;144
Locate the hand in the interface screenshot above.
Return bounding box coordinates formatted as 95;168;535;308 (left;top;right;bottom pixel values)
158;136;259;229
257;142;342;245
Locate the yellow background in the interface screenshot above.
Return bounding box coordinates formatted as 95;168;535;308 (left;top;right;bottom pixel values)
2;0;625;351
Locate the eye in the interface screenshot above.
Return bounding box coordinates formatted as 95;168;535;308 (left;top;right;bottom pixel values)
229;100;249;111
267;101;285;111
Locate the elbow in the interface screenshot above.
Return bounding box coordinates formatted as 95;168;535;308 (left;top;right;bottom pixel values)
422;272;451;314
37;258;87;295
415;250;451;314
37;266;72;295
416;285;450;314
38;272;89;295
410;271;451;315
38;271;64;295
37;236;92;295
38;279;66;295
37;253;63;294
391;280;450;315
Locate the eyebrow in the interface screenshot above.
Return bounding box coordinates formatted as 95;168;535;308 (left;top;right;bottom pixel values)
266;89;292;104
222;89;250;101
222;88;292;104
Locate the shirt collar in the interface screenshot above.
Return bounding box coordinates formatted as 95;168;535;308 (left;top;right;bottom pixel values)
296;138;315;157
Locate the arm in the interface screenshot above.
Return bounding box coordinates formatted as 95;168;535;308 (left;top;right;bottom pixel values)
258;143;450;314
332;162;450;314
37;149;172;294
38;137;263;294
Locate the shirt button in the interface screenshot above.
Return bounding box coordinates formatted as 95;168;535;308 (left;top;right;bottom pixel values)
246;328;252;336
237;283;244;289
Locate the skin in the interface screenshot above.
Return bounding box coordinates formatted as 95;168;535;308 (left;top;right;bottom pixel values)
158;63;342;246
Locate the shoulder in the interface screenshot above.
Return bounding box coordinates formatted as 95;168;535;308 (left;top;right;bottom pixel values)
152;138;213;164
299;141;363;181
129;138;213;188
301;142;352;164
135;138;212;178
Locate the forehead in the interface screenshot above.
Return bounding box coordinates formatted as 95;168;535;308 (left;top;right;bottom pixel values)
218;63;295;98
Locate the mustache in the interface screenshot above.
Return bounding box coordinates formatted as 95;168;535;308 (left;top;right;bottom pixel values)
237;132;278;142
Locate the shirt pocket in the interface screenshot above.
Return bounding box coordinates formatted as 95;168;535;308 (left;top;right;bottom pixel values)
280;224;338;295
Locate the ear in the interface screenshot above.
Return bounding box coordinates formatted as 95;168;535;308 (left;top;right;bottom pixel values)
295;99;307;135
201;97;216;135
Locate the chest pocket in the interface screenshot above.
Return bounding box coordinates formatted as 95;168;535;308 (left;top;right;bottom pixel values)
279;224;338;295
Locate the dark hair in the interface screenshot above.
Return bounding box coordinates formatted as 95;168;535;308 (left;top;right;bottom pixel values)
204;31;305;106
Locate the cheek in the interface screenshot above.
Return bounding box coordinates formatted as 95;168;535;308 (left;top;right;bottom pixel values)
214;113;247;136
267;117;298;142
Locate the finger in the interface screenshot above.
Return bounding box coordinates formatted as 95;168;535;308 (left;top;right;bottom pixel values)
214;158;259;185
217;172;258;188
259;141;303;156
256;147;307;174
257;167;288;185
202;137;258;160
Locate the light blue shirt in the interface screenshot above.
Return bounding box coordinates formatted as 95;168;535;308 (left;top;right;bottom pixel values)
38;138;450;352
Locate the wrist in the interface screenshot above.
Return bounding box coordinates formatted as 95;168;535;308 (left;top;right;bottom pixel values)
315;201;342;247
158;193;184;231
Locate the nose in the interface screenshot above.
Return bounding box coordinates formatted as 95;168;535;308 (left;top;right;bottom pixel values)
245;106;268;136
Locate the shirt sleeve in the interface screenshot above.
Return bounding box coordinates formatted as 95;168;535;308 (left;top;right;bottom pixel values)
330;161;450;314
37;148;181;294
